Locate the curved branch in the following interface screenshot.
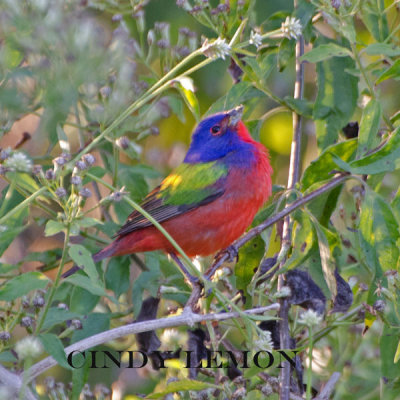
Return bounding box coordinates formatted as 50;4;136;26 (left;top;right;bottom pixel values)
26;303;280;382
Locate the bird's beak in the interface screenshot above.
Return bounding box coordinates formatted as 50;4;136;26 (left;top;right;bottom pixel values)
226;105;244;127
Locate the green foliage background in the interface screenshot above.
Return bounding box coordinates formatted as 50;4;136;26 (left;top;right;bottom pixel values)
1;0;400;399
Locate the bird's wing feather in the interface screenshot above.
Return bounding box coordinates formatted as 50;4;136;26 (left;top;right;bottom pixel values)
116;161;228;237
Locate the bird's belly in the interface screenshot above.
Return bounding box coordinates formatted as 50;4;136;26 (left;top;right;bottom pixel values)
113;166;271;258
163;195;259;256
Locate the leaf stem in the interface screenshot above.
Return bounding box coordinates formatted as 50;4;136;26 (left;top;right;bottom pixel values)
35;224;71;334
0;187;47;226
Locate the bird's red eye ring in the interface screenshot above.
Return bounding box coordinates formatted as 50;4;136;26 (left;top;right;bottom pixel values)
210;125;221;135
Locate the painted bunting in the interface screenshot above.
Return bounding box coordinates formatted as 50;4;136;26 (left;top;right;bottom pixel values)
64;106;272;279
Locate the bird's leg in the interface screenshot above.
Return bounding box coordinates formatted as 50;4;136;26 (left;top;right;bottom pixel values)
168;253;199;284
205;245;239;280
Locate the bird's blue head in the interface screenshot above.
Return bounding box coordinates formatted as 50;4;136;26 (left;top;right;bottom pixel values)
184;105;256;164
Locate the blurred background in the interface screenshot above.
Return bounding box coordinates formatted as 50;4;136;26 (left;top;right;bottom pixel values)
1;0;400;399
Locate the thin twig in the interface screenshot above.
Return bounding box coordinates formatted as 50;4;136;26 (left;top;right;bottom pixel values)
91;181;111;221
314;372;341;400
26;303;280;382
279;18;305;400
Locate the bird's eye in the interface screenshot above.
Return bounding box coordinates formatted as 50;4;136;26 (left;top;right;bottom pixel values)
210;125;221;135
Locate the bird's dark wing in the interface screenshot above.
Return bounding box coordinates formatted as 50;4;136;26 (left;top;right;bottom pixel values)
116;162;228;237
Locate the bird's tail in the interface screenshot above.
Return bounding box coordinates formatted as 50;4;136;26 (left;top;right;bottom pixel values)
61;242;117;278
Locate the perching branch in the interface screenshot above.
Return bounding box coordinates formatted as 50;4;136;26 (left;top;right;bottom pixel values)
26;303;280;382
205;173;348;280
278;9;305;399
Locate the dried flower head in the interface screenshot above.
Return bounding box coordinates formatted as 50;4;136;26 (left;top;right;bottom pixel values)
0;332;11;342
32;296;45;308
4;152;33;172
75;160;87;171
82;154;95;166
54;156;67;166
71;175;82;185
275;286;291;298
281;17;302;40
56;187;67;198
15;336;43;359
45;169;56;180
79;187;92;198
254;330;274;351
0;148;11;161
109;187;128;202
298;309;323;327
21;316;34;328
249;30;262;49
201;37;231;60
32;164;43;175
116;136;130;150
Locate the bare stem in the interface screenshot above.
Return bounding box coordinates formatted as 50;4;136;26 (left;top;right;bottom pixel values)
278;23;305;400
26;303;280;382
314;372;341;400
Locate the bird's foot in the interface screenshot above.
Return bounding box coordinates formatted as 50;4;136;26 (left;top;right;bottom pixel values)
205;245;239;281
214;245;238;263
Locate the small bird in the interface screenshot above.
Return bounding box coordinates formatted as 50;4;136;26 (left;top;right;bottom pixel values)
64;106;272;280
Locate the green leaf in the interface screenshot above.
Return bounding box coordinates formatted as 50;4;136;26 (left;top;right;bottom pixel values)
277;38;295;72
105;256;130;299
356;99;382;158
71;313;110;344
235;235;265;299
68;244;99;283
359;190;399;302
39;333;73;370
380;326;400;379
0;272;49;301
42;308;80;331
71;357;90;400
174;77;200;122
65;275;108;298
301;43;352;63
82;166;106;185
376;59;400;85
364;43;400;57
348;127;400;174
0;186;29;256
360;0;389;42
132;254;161;317
56;124;70;153
146;379;219;399
283;97;313;118
206;81;263;116
45;220;65;237
301;139;357;190
77;217;101;228
313;38;359;151
394;339;400;364
244;51;277;82
309;216;338;298
69;286;99;314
